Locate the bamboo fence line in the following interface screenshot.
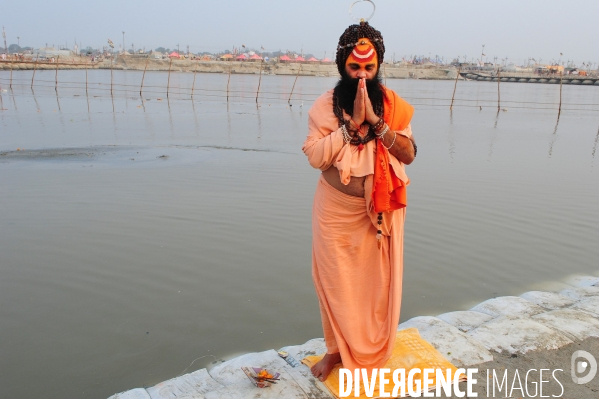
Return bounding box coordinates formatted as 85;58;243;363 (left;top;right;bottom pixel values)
5;72;597;106
2;70;599;112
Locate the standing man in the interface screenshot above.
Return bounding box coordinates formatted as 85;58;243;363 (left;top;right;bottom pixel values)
302;22;416;381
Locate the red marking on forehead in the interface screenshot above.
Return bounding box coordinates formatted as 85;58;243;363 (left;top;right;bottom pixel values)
350;47;376;63
353;46;373;56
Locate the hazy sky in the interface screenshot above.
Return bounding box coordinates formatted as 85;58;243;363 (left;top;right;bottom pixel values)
3;0;598;65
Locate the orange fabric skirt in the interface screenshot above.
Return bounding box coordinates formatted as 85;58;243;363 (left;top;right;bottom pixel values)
311;175;405;372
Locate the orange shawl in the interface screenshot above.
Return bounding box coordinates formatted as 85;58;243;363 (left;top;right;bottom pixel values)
372;88;414;213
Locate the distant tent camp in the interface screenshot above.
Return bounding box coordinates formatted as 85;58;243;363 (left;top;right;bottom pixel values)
236;54;247;60
321;57;333;63
249;54;263;62
279;55;291;63
307;57;319;63
295;56;305;62
169;52;180;58
220;54;234;60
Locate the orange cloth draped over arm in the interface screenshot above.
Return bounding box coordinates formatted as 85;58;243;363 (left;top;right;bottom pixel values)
372;88;414;213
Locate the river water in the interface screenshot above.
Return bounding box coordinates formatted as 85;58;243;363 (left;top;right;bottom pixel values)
1;70;598;398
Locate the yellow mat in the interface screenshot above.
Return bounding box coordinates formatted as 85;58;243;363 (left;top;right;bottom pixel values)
302;328;466;398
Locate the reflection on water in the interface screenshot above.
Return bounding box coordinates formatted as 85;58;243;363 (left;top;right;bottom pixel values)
548;116;561;157
1;72;599;399
593;127;599;159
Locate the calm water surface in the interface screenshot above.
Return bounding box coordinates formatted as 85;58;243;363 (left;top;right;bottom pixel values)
1;70;598;398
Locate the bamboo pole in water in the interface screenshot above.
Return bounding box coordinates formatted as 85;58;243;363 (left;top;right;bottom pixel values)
450;67;460;110
31;54;39;88
9;60;13;89
55;56;60;92
558;72;563;118
140;57;149;96
166;57;173;98
497;68;501;111
288;64;302;105
110;55;114;96
85;60;89;95
256;60;263;103
226;61;232;101
191;59;199;99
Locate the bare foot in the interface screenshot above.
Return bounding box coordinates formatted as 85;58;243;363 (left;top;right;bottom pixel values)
310;352;341;381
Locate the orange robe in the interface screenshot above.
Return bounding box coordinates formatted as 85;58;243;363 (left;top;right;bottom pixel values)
302;88;414;372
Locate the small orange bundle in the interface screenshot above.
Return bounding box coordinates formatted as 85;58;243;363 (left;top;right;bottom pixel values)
256;369;274;380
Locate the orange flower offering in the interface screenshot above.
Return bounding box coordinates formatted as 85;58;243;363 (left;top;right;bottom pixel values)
257;369;274;379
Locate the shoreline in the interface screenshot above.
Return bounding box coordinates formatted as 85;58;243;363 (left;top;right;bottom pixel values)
0;57;458;80
109;274;599;398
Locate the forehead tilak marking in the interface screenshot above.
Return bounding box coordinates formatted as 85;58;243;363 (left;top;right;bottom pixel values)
350;48;375;62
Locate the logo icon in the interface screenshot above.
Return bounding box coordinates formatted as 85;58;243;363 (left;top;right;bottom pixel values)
571;350;597;384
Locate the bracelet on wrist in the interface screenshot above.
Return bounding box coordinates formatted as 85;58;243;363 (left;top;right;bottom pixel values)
376;124;389;138
341;124;352;144
372;118;385;132
382;131;397;150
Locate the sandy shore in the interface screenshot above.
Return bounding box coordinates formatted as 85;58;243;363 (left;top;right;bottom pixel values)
0;56;458;80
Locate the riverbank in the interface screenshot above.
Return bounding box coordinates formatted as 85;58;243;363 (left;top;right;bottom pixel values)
0;56;457;80
109;274;599;398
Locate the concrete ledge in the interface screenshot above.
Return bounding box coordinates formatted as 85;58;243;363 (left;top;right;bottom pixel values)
283;366;335;399
520;291;576;310
279;339;334;398
533;309;599;341
146;368;223;399
468;315;573;354
108;285;599;398
437;310;494;333
108;388;151;399
279;338;326;362
572;296;599;316
279;338;334;398
563;275;599;288
471;296;546;318
207;350;288;387
560;286;599;300
203;367;310;399
398;316;494;366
